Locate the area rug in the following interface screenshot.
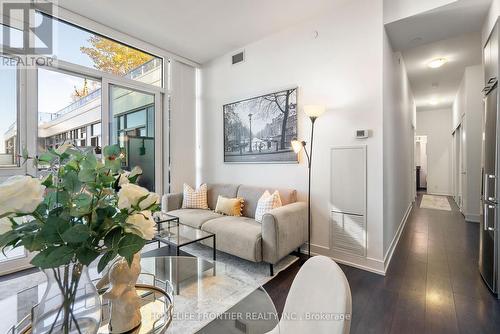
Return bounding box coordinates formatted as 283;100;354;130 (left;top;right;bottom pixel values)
420;195;452;211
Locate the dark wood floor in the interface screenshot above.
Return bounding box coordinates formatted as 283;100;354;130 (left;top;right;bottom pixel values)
263;193;500;334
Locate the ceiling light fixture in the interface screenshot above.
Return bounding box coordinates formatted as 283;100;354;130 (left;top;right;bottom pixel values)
428;58;448;69
429;99;439;106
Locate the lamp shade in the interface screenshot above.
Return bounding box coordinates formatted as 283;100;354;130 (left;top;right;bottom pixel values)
291;139;304;154
304;105;326;118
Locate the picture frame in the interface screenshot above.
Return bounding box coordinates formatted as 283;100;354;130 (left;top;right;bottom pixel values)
223;87;298;163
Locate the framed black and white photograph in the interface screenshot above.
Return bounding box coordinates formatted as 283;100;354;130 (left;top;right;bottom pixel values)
223;87;298;163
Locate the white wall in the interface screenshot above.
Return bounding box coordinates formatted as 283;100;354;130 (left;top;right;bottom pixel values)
452;65;484;221
201;0;387;272
417;109;453;195
170;61;197;193
483;0;500;45
383;0;457;24
382;30;416;259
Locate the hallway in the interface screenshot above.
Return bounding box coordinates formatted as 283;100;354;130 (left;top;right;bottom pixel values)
265;193;500;333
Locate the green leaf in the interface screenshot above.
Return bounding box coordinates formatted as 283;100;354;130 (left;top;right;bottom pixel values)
78;168;96;183
61;224;90;243
66;148;83;159
104;228;121;249
41;216;70;243
118;233;145;264
103;145;120;158
104;158;121;173
73;193;92;208
31;246;75;268
30;247;55;267
38;152;56;163
98;250;117;273
21;233;45;251
98;173;115;184
76;247;99;266
62;170;82;192
81;151;97;170
65;159;79;171
41;174;53;187
44;190;70;208
0;230;19;248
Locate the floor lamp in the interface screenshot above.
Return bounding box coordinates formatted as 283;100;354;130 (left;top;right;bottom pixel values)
291;105;326;258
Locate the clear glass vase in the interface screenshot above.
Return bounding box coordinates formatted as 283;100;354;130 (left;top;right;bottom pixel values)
32;262;101;334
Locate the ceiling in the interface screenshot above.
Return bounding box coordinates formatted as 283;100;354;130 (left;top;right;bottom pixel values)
385;0;491;52
402;33;482;111
53;0;342;64
385;0;490;111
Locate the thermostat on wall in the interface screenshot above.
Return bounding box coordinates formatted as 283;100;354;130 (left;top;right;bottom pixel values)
356;130;369;139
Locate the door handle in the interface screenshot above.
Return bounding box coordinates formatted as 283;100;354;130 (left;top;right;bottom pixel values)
484;203;496;231
488;77;497;84
485;174;489;200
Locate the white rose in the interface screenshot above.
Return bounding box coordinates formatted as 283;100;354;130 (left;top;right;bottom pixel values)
117;173;130;186
125;210;155;240
0;175;46;216
117;183;148;210
129;166;143;179
139;193;159;210
118;183;158;211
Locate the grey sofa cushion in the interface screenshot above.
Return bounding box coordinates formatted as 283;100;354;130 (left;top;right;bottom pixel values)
237;185;298;218
206;184;239;210
201;216;263;262
167;209;223;229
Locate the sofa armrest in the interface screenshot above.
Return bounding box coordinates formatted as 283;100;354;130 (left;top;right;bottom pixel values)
161;193;183;212
261;202;307;264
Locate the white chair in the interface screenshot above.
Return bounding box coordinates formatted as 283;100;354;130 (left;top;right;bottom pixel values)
268;256;352;334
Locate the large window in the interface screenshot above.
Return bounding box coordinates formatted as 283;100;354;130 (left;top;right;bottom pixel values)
0;56;18;167
39;13;163;87
37;68;102;157
0;8;165;274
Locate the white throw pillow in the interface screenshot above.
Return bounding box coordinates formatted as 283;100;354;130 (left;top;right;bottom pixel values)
255;190;282;222
182;183;209;209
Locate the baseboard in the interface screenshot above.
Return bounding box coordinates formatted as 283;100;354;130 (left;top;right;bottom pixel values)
427;191;453;196
465;213;480;223
302;245;386;276
383;202;413;273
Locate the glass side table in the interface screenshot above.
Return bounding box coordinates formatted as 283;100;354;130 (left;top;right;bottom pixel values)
153;213;216;261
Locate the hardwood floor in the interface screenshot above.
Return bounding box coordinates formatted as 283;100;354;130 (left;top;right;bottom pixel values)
263;193;500;334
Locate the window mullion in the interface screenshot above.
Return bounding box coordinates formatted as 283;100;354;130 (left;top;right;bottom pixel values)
101;78;110;148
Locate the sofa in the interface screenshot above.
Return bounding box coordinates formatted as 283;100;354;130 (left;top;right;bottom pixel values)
161;183;308;275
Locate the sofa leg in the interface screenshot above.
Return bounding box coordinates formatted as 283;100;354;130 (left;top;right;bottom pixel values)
269;263;274;276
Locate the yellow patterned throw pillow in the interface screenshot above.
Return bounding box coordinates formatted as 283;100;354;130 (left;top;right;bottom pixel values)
215;195;244;216
255;190;282;222
182;183;209;209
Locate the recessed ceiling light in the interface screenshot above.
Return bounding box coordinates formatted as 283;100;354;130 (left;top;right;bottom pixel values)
429;99;439;106
428;58;448;69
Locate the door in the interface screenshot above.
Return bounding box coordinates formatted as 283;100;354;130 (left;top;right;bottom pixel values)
460;119;467;212
479;85;498;292
453;127;463;207
106;82;162;192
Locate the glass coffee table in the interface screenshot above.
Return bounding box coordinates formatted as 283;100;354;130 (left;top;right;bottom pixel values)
2;257;280;334
153;213;216;261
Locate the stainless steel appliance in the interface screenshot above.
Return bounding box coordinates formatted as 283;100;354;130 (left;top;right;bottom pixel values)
480;22;499;294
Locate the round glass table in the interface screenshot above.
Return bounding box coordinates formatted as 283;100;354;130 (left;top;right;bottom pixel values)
0;256;280;334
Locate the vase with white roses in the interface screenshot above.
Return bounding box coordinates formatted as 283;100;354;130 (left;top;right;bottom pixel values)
0;144;159;334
